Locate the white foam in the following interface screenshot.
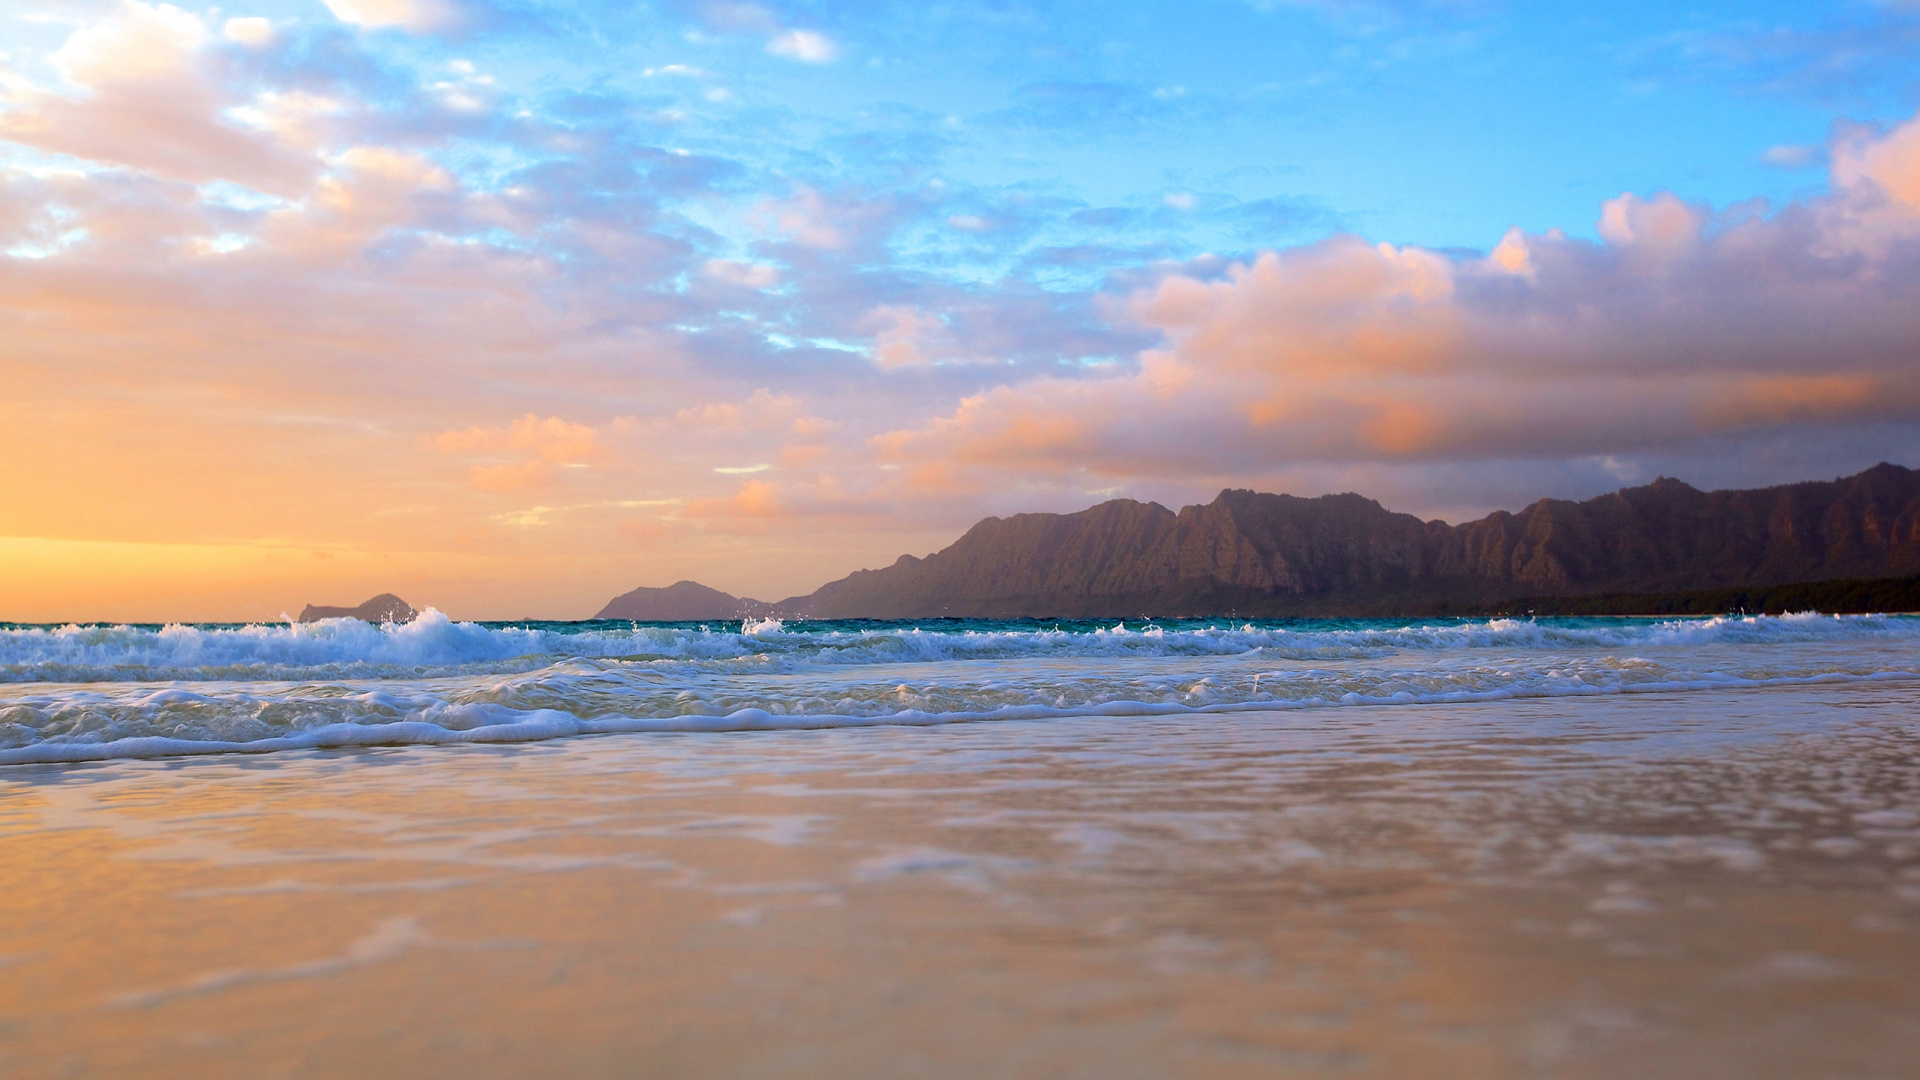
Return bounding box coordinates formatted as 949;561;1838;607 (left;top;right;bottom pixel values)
2;610;1915;765
0;609;759;683
4;610;1915;685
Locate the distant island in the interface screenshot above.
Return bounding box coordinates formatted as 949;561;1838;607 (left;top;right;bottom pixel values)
297;594;418;623
600;463;1920;619
595;580;777;621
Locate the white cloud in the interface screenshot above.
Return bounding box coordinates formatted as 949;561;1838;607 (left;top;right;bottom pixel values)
318;0;461;33
2;3;318;193
1761;143;1819;169
767;29;837;63
53;1;207;86
221;17;275;48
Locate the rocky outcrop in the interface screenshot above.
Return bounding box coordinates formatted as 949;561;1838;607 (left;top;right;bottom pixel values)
594;580;775;621
297;594;418;623
775;463;1920;618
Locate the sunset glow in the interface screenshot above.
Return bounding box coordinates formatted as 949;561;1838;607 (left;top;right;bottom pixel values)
6;0;1920;620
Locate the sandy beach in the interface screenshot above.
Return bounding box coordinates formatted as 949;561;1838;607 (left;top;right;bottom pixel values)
3;679;1915;1079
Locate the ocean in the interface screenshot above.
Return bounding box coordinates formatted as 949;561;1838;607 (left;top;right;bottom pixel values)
1;613;1917;1076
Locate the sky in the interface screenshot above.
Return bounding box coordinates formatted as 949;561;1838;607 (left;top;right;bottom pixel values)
5;0;1920;621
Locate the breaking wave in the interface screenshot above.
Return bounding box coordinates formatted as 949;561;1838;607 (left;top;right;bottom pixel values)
1;610;1915;766
2;609;1915;684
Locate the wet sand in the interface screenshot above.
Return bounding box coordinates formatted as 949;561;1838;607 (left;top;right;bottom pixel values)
2;683;1917;1078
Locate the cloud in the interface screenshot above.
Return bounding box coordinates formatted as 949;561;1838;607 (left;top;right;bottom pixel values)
694;2;836;62
671;389;802;431
753;185;850;248
1833;116;1920;209
319;0;464;33
703;257;780;287
685;475;887;530
1761;143;1820;169
255;146;459;259
53;1;208;85
437;414;599;461
467;461;554;492
766;29;836;62
436;414;601;489
862;305;952;369
0;2;318;195
750;184;908;252
222;17;276;47
875;111;1920;489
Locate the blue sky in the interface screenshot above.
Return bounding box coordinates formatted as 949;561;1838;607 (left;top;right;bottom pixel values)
6;0;1920;617
334;4;1881;226
8;0;1888;256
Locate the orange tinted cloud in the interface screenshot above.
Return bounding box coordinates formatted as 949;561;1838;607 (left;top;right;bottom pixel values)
1;3;317;194
1137;239;1458;379
435;415;602;490
437;414;600;462
685;475;890;529
878;112;1920;489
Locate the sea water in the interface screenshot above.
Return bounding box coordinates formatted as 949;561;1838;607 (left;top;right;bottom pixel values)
1;614;1916;1077
1;611;1916;762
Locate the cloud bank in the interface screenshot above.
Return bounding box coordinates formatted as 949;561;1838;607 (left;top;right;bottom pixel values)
879;142;1920;486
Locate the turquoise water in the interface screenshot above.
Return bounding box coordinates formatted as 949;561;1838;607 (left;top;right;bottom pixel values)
1;611;1916;764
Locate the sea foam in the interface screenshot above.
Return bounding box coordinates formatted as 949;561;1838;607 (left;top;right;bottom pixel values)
2;609;1914;684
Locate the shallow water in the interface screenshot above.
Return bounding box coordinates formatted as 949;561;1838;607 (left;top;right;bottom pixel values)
1;615;1916;1076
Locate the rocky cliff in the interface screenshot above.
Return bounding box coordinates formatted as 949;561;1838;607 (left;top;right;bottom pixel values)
777;463;1920;618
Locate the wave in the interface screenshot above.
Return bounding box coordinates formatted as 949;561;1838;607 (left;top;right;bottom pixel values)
1;609;1916;684
0;610;755;683
2;662;1913;766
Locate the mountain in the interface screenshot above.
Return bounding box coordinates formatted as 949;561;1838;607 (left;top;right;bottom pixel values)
594;580;776;621
769;463;1920;618
297;594;418;623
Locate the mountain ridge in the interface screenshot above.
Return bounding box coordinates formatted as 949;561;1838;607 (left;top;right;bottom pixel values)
600;463;1920;619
